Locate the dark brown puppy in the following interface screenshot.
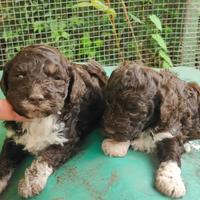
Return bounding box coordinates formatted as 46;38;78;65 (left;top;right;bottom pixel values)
102;61;200;198
0;45;107;198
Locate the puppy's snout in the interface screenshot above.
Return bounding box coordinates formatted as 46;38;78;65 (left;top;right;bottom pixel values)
29;84;45;104
29;93;44;104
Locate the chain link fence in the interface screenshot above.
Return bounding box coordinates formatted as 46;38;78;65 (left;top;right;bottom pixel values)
0;0;200;68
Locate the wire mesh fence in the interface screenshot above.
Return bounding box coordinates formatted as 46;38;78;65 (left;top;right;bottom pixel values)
0;0;200;68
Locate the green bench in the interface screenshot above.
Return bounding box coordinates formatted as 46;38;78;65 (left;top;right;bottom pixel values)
0;67;200;200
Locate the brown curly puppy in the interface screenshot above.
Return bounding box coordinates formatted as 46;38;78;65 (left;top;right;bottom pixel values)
0;45;107;198
102;61;200;198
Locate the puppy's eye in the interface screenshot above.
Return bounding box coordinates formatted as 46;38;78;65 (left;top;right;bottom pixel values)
52;75;62;80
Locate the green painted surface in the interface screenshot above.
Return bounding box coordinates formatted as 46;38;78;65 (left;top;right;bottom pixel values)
0;67;200;200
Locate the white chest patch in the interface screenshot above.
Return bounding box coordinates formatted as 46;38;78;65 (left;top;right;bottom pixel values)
131;131;173;153
7;115;68;155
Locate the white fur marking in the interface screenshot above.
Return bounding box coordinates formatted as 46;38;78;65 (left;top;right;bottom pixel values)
12;115;68;155
188;140;200;151
18;160;53;198
102;139;130;157
6;129;16;138
0;170;13;194
131;132;173;153
155;161;186;198
184;143;191;153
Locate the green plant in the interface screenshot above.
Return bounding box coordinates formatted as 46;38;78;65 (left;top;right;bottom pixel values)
0;0;186;68
74;0;116;16
125;6;173;67
149;15;173;68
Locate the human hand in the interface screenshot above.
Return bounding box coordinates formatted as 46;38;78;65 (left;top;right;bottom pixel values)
0;99;28;121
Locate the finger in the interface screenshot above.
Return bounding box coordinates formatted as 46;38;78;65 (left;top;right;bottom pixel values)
14;113;29;122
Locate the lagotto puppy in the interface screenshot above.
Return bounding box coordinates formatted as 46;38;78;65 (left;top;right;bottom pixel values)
102;61;200;198
0;45;107;198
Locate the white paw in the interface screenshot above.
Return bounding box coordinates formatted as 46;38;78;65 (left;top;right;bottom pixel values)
102;139;130;157
0;170;13;194
130;131;173;153
18;160;53;198
184;143;191;153
155;161;186;198
131;138;155;153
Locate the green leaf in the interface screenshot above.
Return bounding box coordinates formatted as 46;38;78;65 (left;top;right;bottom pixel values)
81;32;92;48
74;0;116;17
15;46;21;51
151;34;167;51
129;14;143;24
61;32;70;39
33;21;46;32
68;17;84;27
105;8;116;17
162;61;171;68
65;50;74;59
149;14;162;31
94;39;104;48
58;21;67;30
52;31;60;42
88;49;96;57
91;0;116;17
159;50;173;67
73;2;92;8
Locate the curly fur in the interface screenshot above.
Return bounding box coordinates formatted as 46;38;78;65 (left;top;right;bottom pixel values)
18;160;53;198
0;45;107;198
155;161;186;198
102;61;200;198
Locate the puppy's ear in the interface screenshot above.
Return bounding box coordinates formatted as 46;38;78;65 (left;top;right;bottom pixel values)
158;85;180;129
69;69;86;104
1;62;11;96
85;60;107;87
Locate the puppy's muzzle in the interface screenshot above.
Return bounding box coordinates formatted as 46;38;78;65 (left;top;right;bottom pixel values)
28;84;45;105
29;93;45;105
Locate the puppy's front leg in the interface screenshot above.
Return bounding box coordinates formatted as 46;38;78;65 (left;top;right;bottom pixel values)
155;136;186;198
0;138;28;194
18;142;77;198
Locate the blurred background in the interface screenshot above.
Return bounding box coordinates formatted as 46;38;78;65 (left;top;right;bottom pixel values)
0;0;200;68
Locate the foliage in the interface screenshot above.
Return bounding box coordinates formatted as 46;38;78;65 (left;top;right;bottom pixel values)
74;0;116;17
0;0;186;68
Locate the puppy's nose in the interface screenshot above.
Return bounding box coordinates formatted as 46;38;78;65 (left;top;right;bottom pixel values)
29;94;44;104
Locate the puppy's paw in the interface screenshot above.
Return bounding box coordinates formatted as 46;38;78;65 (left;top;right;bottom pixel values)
131;138;155;153
18;160;53;198
0;170;13;194
131;131;173;153
102;139;130;157
155;161;186;198
183;142;191;153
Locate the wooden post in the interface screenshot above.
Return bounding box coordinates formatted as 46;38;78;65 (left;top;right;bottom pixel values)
181;0;200;67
